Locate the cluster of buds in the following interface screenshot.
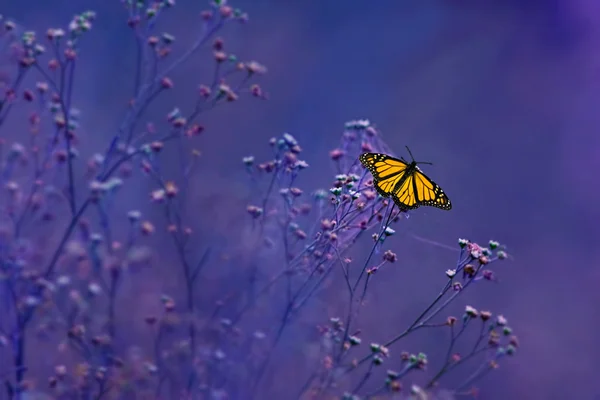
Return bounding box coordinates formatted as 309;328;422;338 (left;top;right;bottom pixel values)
447;238;508;285
399;351;428;371
370;342;391;366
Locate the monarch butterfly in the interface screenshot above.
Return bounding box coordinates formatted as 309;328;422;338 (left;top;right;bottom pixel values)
359;147;452;212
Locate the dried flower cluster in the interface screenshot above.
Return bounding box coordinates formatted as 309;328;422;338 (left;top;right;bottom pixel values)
0;2;516;399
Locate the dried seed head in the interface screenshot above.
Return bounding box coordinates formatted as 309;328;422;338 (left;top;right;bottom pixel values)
160;77;173;89
329;148;345;160
465;305;478;318
383;250;397;263
464;264;476;276
165;181;178;198
480;310;492;321
213;37;224;50
214;51;227;62
141;221;155;235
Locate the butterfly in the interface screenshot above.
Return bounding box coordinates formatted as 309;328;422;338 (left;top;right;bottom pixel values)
359;147;452;212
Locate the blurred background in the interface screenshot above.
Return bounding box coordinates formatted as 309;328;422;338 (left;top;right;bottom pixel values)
2;0;599;399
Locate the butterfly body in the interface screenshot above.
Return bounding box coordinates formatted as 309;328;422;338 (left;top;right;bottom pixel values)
359;152;452;212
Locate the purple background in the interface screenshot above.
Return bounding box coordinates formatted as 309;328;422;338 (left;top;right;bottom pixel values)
3;0;599;399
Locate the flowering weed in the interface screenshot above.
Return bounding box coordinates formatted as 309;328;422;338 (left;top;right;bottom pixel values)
0;2;516;399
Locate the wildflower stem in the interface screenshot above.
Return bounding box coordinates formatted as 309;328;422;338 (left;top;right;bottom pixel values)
351;362;374;394
346;280;452;373
191;248;211;282
250;254;336;396
0;68;27;126
363;384;386;398
291;258;336;312
33;52;78;216
107;272;120;339
454;357;497;393
28;132;179;327
426;322;463;387
41;198;91;280
349;258;484;374
294;371;318;400
335;202;395;365
426;344;491;389
63;59;77;216
351;202;395;291
230;270;286;325
103;15;225;173
12;315;26;393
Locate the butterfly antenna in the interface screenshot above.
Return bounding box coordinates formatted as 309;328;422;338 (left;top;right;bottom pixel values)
405;146;434;166
405;146;415;162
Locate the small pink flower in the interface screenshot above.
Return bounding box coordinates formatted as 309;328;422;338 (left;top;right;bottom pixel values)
250;84;262;98
36;82;48;93
480;310;492;321
54;150;68;163
482;270;494;280
320;219;335;231
150;141;164;152
463;264;475;277
246;61;267;75
383;250;397;263
294;229;307;240
150;189;166;203
23;90;34;102
48;59;59;71
19;58;35;68
201;10;213;20
54;116;66;128
198;85;211;98
141;221;155;235
158;48;171;58
214;51;227;63
465;305;478;318
127;16;141;28
185;124;204;137
246;205;263;218
213;37;224;51
165;181;178;198
64;48;77;60
141;160;152;174
172;117;187;127
29;111;40;124
160;77;173;89
219;6;233;18
329;148;344;160
226;91;238;102
363;190;376;200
